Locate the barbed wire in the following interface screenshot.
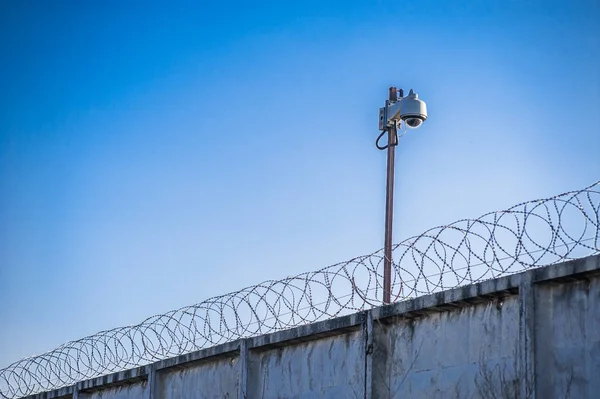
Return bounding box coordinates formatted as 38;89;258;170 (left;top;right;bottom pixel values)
1;181;599;398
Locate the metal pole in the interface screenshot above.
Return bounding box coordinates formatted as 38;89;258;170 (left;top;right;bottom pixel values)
383;86;398;304
383;126;395;304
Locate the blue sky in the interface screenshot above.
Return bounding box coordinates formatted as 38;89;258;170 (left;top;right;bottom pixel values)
1;0;598;366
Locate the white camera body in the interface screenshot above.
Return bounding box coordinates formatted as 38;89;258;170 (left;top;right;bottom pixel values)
379;89;427;130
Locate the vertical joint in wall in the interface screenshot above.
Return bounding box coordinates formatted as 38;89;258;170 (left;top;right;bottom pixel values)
237;339;249;399
519;273;536;399
146;364;156;399
363;310;374;399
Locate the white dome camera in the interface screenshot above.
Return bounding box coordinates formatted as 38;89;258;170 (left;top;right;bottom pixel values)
378;88;427;131
399;89;427;129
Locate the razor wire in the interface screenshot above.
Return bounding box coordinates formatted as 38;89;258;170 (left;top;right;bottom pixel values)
1;181;599;398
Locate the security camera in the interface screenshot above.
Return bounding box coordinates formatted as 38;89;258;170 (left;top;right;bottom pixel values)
399;89;427;129
404;117;424;128
378;88;427;131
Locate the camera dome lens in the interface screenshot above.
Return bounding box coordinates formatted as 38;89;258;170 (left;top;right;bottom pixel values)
405;118;423;128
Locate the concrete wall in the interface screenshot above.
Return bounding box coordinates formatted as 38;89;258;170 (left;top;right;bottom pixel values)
248;331;365;398
535;277;600;398
156;357;239;399
80;384;148;399
25;255;600;399
373;296;520;398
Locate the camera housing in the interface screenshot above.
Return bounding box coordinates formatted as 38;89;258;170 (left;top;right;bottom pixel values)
399;89;427;129
379;88;427;131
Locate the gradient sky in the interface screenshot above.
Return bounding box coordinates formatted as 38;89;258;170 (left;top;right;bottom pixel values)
1;0;599;367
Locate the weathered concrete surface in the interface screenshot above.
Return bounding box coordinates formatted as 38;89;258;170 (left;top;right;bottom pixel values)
373;297;519;398
535;277;600;398
247;330;365;398
156;357;239;399
80;384;147;399
22;255;600;399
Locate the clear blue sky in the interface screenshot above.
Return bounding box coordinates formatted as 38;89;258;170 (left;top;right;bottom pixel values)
1;0;598;367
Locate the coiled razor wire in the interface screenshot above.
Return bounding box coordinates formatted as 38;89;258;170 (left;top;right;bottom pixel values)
1;181;599;398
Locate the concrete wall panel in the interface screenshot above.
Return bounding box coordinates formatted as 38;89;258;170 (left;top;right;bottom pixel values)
81;383;147;399
157;357;238;399
247;331;364;399
535;278;600;399
375;296;520;398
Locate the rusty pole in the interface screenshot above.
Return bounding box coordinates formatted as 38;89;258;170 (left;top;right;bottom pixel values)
382;86;398;304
